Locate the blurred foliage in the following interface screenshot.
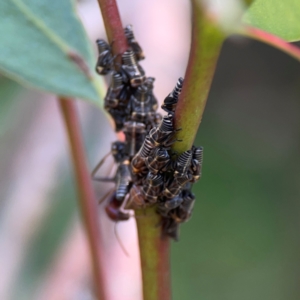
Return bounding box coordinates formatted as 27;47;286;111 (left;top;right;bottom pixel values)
243;0;300;42
172;39;300;299
0;0;103;104
12;175;77;300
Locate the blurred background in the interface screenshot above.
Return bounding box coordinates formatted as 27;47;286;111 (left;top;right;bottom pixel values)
1;0;300;299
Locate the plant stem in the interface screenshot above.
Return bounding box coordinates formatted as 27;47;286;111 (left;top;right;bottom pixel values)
95;1;172;298
135;207;171;300
239;26;300;62
59;98;108;300
96;0;128;56
174;0;225;153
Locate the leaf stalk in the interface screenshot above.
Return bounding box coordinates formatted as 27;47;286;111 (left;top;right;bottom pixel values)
59;98;108;300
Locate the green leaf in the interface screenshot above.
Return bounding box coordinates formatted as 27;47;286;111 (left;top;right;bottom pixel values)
0;0;104;105
243;0;300;42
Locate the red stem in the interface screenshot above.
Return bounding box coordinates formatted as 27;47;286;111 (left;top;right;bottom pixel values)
240;26;300;62
96;0;128;56
59;98;108;300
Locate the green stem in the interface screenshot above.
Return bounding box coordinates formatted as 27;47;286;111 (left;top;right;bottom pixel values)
135;207;171;300
174;0;225;153
59;98;108;300
94;1;172;298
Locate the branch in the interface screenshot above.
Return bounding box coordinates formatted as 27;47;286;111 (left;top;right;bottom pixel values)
95;1;171;299
59;98;108;300
96;0;128;56
173;0;225;153
135;207;171;300
239;26;300;62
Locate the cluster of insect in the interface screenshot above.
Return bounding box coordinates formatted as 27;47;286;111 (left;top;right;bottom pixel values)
92;25;203;240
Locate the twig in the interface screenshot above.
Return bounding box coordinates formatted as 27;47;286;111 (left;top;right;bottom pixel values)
96;0;127;57
173;0;225;153
94;1;172;299
135;207;171;300
59;98;108;300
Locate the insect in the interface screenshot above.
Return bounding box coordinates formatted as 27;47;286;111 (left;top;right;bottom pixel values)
93;155;132;198
121;50;146;87
105;192;131;221
104;71;128;110
124;24;145;61
129;172;164;207
129;85;160;131
122;121;146;158
147;113;180;148
131;114;179;179
161;77;184;115
190;146;203;182
95;39;114;75
159;150;193;209
145;147;171;175
172;188;196;223
144;77;159;111
173;149;193;178
104;72;131;131
92;141;132;210
159;186;196;241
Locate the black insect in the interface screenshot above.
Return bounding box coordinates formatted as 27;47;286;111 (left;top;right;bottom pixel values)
173;150;193;178
144;77;159;112
131;114;178;179
104;71;128;110
190;146;203;183
161;217;180;241
122;121;146;158
157;150;193;212
172;188;196;223
95;39;114;75
129;85;160;131
130;172;164;207
92;140;132;208
131;135;153;182
124;24;145;61
160;186;196;241
121;50;146;87
145;147;171;175
147;113;180;148
104;72;131;131
93;155;132;198
161;77;184;115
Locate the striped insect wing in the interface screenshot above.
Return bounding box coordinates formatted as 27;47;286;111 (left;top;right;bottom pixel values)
124;24;145;61
122;50;145;87
95;39;113;75
161;77;184;114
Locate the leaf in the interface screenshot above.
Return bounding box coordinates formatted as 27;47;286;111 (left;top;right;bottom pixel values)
243;0;300;42
0;0;104;105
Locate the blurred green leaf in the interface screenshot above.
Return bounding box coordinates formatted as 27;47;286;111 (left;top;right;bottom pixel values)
0;0;103;105
243;0;300;42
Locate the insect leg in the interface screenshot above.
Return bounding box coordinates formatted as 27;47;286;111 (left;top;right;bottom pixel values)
91;151;111;178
